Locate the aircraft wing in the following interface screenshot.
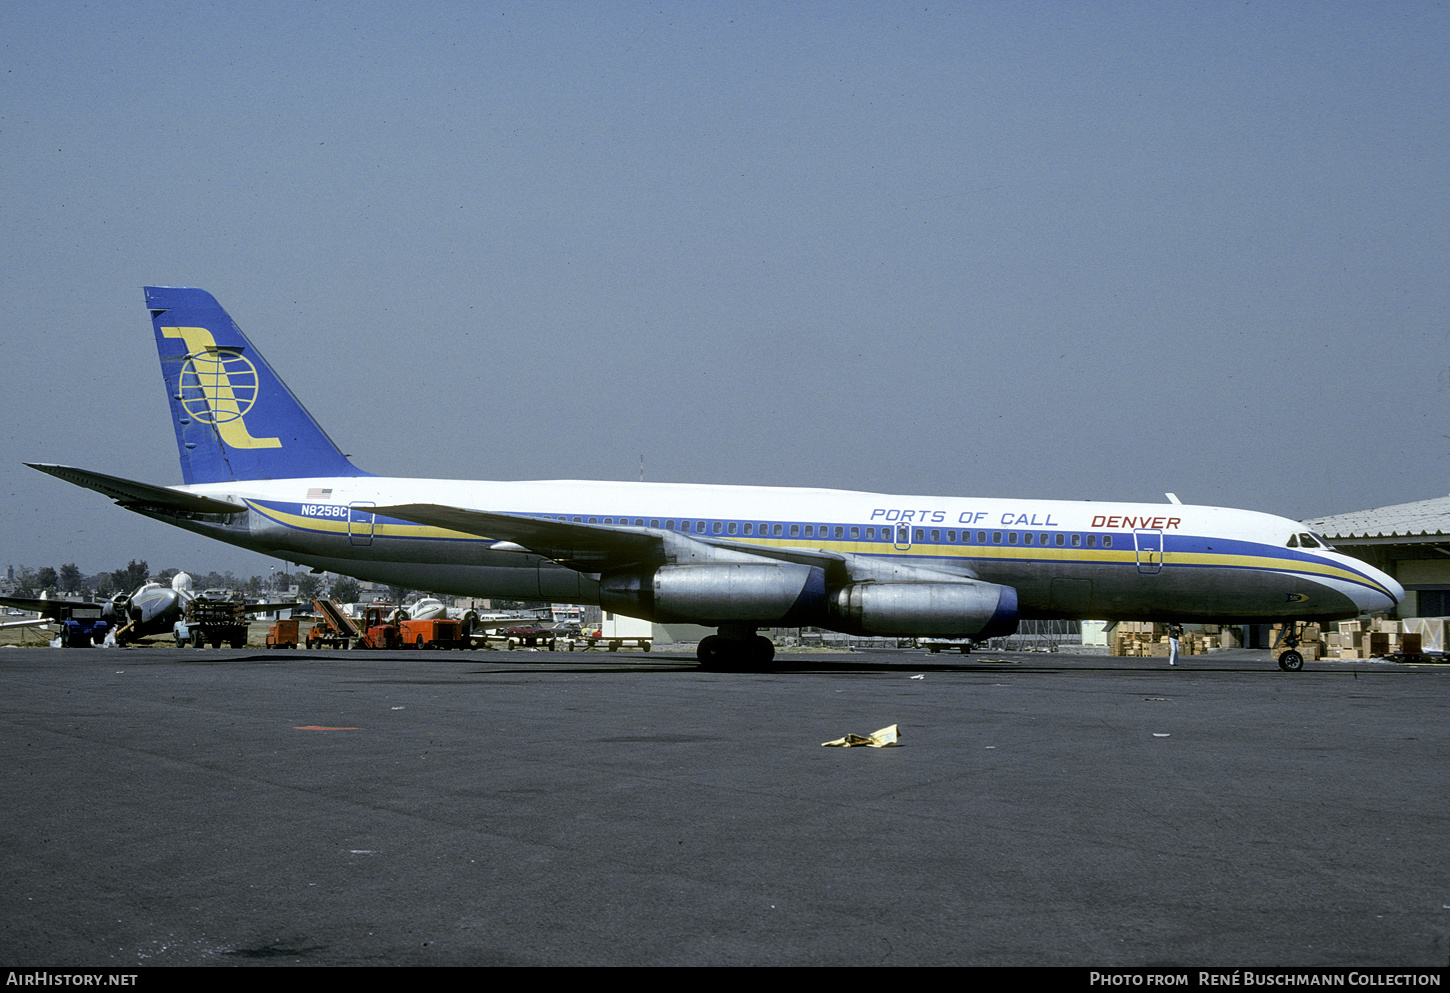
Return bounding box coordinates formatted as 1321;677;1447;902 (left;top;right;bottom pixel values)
470;618;565;632
372;504;662;569
371;503;980;582
25;464;242;516
241;601;303;614
0;596;104;620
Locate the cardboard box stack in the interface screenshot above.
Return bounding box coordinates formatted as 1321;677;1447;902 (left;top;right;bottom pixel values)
1109;622;1219;657
1336;620;1364;659
1334;619;1404;659
1109;621;1157;657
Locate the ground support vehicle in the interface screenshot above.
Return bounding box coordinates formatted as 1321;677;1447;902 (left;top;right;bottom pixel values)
56;605;110;648
599;613;651;652
503;625;558;650
562;626;652;652
174;596;249;648
306;598;360;649
354;605;402;649
265;618;300;649
563;613;653;652
398;618;465;649
918;637;973;655
353;605;465;650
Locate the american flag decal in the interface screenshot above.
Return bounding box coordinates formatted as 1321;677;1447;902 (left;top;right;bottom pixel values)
306;488;333;499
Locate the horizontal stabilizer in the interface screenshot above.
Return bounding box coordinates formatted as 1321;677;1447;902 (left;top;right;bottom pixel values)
25;464;242;515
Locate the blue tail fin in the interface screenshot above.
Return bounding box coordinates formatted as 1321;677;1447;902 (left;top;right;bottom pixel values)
144;286;368;484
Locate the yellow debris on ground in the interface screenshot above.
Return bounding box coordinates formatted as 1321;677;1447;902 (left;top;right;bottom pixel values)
822;724;900;748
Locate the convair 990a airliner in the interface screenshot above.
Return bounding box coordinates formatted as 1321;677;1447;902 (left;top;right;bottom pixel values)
28;287;1401;669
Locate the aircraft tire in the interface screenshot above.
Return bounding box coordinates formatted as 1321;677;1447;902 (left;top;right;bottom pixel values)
698;635;775;670
1278;650;1304;672
751;636;775;664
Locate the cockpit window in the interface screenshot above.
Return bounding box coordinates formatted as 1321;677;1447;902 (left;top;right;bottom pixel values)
1298;533;1319;548
1286;534;1299;548
1288;532;1334;550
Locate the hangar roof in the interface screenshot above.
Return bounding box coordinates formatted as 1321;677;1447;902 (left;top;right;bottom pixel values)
1302;494;1450;544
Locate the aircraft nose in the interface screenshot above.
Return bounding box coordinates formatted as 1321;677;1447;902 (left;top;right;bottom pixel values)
1351;566;1403;615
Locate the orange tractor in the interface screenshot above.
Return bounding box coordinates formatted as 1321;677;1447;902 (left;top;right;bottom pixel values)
354;604;465;650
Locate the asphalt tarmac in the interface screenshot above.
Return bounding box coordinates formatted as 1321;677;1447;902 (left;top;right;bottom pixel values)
0;645;1445;967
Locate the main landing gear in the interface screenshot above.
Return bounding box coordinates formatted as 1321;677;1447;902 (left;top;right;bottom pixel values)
697;626;776;670
1276;622;1305;672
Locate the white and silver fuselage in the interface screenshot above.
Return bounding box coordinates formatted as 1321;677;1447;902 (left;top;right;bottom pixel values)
166;475;1399;623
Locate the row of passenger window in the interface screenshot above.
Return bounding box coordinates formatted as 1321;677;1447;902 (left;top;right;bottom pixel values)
555;514;1114;549
964;530;1115;548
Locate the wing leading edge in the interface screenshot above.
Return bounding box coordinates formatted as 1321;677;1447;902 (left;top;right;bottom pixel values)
372;503;660;570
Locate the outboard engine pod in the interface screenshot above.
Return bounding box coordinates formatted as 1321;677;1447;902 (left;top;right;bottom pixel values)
830;581;1019;639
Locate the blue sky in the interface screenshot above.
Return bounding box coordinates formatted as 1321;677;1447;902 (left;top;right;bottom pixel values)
2;1;1447;577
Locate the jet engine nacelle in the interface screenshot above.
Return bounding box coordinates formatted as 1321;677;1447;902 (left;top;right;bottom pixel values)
599;562;827;625
830;581;1020;639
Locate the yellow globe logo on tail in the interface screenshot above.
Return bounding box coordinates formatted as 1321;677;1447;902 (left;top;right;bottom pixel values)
180;349;260;424
163;327;281;449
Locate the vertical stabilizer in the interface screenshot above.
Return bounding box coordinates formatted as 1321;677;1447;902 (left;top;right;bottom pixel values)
144;286;367;484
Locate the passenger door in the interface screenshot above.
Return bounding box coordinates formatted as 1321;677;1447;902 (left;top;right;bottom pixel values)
348;502;375;547
1134;529;1164;575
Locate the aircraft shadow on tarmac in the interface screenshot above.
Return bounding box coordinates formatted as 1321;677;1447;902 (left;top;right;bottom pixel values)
320;650;1254;677
158;648;1035;675
102;645;1374;677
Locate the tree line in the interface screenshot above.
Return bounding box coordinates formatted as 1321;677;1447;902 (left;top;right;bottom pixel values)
6;561;362;604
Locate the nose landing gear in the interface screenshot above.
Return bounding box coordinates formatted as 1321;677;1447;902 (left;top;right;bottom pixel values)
1278;649;1304;671
1276;622;1305;671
